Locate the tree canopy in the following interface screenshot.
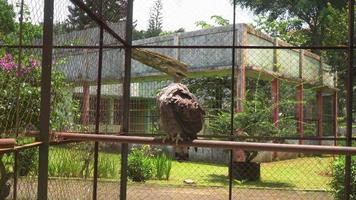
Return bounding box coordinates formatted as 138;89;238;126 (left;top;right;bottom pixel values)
0;0;16;41
66;0;127;30
146;0;163;38
233;0;348;46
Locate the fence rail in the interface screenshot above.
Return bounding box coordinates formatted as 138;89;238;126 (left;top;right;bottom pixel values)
0;0;355;199
1;133;356;155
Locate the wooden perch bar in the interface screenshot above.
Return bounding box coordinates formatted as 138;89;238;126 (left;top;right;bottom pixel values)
54;132;356;156
132;48;188;79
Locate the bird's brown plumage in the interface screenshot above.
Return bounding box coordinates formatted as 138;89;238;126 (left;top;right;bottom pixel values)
156;83;205;143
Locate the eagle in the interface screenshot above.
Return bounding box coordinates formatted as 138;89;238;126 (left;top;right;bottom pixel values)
156;83;205;160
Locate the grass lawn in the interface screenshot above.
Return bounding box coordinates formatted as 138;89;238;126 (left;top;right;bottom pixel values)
245;156;333;190
144;157;334;191
48;146;334;191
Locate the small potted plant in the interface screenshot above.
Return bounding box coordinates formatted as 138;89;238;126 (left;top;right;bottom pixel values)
209;87;289;181
209;107;274;181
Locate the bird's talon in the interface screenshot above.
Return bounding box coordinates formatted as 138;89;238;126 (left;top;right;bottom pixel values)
162;135;170;143
175;134;183;145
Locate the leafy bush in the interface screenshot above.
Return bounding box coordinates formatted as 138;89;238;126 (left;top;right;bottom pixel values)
0;53;79;132
98;154;120;179
330;156;356;200
18;149;37;176
48;148;83;177
15;138;38;176
155;153;172;180
47;147;121;179
208;79;299;162
128;145;154;182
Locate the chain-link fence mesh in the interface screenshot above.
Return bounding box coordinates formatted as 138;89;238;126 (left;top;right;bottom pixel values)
1;0;356;199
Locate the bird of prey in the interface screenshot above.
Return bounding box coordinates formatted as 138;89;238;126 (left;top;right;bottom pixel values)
156;83;205;160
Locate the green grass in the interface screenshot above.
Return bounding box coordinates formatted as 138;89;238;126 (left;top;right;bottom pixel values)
142;157;333;191
46;147;334;191
145;161;228;187
338;123;356;128
48;146;121;179
244;156;333;190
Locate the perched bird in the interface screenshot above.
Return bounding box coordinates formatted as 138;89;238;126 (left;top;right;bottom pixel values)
156;83;205;160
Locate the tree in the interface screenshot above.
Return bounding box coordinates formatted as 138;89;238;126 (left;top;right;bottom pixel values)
66;0;128;30
238;0;350;118
0;53;79;199
0;2;42;55
254;16;307;46
159;28;185;36
146;0;163;38
232;0;347;47
195;15;230;29
0;0;16;42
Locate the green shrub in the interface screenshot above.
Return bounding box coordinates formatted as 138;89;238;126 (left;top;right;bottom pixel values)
18;148;38;176
155;153;172;180
16;138;38;176
48;148;82;177
164;156;172;180
330;156;356;200
98;154;119;179
128;145;154;182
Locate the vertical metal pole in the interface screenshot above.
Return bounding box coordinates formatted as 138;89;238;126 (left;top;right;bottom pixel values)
38;0;54;199
13;0;25;198
344;0;354;199
93;0;104;199
120;0;134;200
229;1;237;200
13;151;18;200
15;0;25;135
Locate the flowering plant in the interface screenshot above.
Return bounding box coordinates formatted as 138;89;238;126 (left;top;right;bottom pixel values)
0;53;79;132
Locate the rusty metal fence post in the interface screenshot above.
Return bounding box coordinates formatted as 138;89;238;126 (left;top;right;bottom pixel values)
93;0;105;199
38;0;54;199
344;0;355;199
120;1;134;200
229;1;237;200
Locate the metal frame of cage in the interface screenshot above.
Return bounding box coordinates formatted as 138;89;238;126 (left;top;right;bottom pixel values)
0;0;354;199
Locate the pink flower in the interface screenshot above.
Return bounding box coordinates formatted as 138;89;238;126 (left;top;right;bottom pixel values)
0;54;40;77
16;58;40;76
29;58;39;68
0;54;17;71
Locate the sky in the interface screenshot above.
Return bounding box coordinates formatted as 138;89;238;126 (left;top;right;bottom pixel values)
9;0;255;32
133;0;255;31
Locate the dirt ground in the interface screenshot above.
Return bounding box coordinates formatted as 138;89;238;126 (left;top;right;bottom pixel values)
11;178;333;200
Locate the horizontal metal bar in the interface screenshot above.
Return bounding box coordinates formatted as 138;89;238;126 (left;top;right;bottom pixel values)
54;132;356;155
15;131;356;141
131;45;349;50
0;139;16;149
0;45;123;49
0;44;353;50
0;45;42;48
128;133;356;141
0;142;42;154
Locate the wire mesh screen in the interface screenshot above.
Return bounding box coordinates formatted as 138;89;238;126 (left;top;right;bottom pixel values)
231;153;335;200
126;145;230;200
0;0;44;198
47;143;94;199
0;0;355;200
